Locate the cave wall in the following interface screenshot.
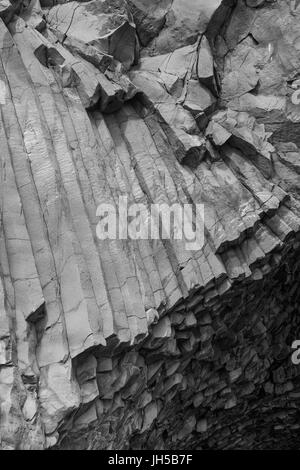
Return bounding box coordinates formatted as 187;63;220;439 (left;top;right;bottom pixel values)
1;0;300;450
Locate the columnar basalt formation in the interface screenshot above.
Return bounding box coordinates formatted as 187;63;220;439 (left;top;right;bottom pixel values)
1;0;300;450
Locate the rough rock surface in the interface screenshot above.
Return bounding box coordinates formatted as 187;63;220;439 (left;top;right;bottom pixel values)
1;0;300;450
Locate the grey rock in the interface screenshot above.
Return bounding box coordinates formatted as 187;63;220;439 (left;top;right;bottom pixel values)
1;0;300;452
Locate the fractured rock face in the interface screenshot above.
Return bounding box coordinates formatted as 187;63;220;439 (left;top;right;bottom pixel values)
127;0;172;47
46;0;138;68
0;0;23;24
206;109;275;177
141;0;224;56
130;40;217;165
1;0;300;451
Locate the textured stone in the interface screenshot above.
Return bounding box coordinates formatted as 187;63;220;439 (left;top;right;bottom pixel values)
1;0;300;452
142;0;223;56
46;0;137;69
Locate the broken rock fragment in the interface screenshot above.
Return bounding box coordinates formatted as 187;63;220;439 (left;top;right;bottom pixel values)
206;109;275;176
46;0;138;68
127;0;171;47
130;43;212;165
142;0;223;56
0;0;23;25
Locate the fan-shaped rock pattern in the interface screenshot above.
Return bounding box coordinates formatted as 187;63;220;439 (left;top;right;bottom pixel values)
1;0;300;450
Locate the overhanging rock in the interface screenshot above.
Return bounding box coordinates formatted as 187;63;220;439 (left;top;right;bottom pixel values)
1;0;300;450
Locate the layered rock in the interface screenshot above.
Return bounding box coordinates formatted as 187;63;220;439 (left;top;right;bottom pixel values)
0;0;300;450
